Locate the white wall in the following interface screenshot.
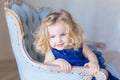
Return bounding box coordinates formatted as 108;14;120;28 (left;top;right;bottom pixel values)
94;0;120;51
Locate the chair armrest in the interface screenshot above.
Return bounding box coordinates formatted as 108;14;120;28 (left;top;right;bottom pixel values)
95;69;108;80
36;62;108;80
72;67;108;80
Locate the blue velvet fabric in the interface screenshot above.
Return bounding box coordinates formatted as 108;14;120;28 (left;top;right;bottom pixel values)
51;48;105;67
52;48;89;66
51;48;119;80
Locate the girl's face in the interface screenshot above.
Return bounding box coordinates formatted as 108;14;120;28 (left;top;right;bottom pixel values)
48;22;71;50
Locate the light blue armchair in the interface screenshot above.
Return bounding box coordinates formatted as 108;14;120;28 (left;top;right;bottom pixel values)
4;3;108;80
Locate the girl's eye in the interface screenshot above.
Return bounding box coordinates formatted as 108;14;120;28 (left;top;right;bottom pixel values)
61;33;66;36
50;35;55;38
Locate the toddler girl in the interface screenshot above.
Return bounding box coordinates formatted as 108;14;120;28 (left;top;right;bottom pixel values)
34;9;118;80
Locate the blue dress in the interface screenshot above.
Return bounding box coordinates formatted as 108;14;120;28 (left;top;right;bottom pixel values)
51;48;119;80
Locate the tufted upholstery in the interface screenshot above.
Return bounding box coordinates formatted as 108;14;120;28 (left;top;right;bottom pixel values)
37;7;52;20
10;3;53;62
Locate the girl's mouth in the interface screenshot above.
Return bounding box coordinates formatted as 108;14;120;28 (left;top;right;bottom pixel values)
56;43;64;48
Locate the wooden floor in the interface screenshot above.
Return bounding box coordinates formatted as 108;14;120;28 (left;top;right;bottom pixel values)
0;60;20;80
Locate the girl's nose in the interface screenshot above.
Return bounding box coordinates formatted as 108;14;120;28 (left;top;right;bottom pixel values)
56;37;62;43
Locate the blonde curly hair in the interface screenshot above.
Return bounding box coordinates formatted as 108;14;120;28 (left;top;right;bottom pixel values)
34;9;84;54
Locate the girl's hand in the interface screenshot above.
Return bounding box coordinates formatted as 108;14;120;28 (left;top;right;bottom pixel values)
53;58;72;73
84;62;100;75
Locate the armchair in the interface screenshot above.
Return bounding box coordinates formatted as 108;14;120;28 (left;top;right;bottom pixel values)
4;5;108;80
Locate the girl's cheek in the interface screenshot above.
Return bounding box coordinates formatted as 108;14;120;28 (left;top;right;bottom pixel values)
66;37;71;43
49;39;55;47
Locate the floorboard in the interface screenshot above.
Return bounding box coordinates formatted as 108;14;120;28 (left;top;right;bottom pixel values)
0;60;20;80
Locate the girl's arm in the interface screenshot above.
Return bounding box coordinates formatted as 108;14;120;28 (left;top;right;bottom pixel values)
82;41;100;75
82;41;98;63
44;50;72;73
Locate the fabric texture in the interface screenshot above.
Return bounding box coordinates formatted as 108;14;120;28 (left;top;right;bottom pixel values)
52;48;89;66
37;7;52;20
